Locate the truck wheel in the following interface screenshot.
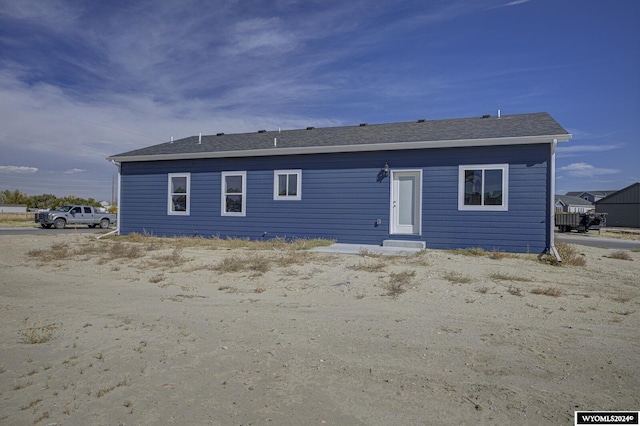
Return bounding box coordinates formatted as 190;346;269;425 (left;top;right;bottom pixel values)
54;218;66;229
99;218;110;229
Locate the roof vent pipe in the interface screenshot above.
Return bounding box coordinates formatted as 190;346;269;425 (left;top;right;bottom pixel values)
359;123;367;127
198;133;202;144
274;137;277;147
482;114;490;119
306;126;315;130
170;136;173;143
498;109;501;118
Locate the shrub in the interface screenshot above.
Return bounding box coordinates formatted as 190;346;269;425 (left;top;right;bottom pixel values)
554;242;586;266
443;272;472;284
607;251;632;261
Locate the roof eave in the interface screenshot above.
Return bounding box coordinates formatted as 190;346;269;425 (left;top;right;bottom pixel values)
107;133;572;163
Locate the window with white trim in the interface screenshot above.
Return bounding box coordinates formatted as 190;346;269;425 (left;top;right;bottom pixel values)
221;171;246;216
274;169;302;200
458;164;508;211
168;173;190;215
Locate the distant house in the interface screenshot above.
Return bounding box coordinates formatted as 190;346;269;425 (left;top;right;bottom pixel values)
0;204;27;213
555;195;593;213
565;190;618;204
107;112;571;254
595;182;640;228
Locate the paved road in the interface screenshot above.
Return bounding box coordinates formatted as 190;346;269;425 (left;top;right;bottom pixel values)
0;226;114;236
556;233;640;250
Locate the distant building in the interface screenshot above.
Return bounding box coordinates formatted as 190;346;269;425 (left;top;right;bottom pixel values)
0;204;27;213
595;183;640;228
555;195;593;213
566;190;618;204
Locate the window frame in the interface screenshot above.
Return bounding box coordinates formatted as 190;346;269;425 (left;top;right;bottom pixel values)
273;169;302;201
221;171;247;217
167;172;191;216
458;164;509;211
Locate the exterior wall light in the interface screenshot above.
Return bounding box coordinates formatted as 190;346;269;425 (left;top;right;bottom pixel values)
383;163;390;176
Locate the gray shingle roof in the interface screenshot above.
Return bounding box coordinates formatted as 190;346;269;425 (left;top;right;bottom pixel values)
555;195;594;207
108;112;570;161
565;190;618;197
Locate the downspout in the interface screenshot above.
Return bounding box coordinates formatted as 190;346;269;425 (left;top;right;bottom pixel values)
98;160;121;240
548;139;561;262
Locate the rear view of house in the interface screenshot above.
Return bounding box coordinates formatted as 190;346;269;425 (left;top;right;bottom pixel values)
108;112;571;254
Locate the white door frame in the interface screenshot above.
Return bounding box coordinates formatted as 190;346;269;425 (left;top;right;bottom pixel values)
389;169;422;235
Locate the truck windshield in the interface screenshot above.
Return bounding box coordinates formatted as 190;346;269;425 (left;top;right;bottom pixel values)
54;206;73;212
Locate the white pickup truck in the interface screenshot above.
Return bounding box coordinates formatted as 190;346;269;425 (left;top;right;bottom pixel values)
35;205;116;229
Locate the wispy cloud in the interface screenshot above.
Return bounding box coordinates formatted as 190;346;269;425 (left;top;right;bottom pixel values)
0;165;38;174
557;143;624;158
558;162;621;178
487;0;531;9
505;0;531;6
64;168;87;174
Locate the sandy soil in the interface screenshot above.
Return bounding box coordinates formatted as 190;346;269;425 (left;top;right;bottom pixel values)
0;234;638;425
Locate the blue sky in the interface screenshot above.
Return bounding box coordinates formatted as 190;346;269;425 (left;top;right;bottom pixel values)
1;0;638;202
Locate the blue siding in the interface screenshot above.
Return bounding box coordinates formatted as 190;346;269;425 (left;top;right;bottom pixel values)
119;144;550;253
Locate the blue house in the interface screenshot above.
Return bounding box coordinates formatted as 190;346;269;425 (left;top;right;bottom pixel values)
107;112;571;255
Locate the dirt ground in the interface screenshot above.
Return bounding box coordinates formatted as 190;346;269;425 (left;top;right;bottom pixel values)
0;234;638;425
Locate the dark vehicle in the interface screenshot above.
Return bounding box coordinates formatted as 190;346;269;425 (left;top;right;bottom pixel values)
555;211;607;233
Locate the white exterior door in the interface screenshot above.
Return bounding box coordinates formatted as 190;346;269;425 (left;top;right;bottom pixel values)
390;170;422;235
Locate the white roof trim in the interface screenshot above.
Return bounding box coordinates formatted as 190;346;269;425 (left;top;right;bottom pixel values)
108;134;572;163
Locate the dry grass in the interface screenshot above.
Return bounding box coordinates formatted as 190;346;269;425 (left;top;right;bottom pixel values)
358;248;385;258
475;286;490;294
20;398;42;411
610;294;634;303
488;250;517;260
531;287;564;297
549;242;586;266
149;274;165;283
149;247;188;267
13;379;33;390
274;251;312;267
443;271;472;284
20;322;60;344
218;285;238;293
95;376;129;397
117;233;333;251
215;254;271;274
507;285;523;296
606;251;632;261
105;241;145;260
489;273;532;282
449;247;487;257
27;242;72;262
349;260;387;272
384;270;416;298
